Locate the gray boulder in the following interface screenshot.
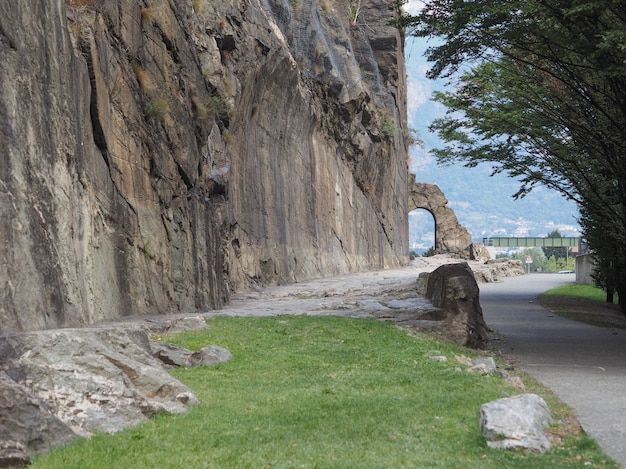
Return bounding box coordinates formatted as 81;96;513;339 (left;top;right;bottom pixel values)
468;357;497;374
0;327;199;442
0;371;78;467
480;393;553;453
0;318;234;464
152;343;232;368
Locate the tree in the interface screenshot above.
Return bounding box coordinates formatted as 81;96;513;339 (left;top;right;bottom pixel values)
401;0;626;311
542;230;567;261
511;247;546;273
544;255;559;273
422;246;435;257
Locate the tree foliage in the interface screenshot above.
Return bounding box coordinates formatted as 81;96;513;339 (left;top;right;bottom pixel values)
542;230;568;260
402;0;626;310
512;247;546;273
498;248;575;272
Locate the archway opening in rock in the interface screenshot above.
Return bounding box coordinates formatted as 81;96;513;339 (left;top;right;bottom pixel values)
409;180;473;255
408;208;435;256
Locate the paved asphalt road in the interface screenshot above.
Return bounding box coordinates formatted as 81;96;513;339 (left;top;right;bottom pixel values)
479;273;626;467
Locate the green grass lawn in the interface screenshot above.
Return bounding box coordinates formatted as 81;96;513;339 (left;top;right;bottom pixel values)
540;283;616;303
539;283;626;329
30;316;618;468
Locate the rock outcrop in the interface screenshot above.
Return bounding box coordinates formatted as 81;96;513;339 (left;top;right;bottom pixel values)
415;256;525;292
468;242;491;261
1;328;199;438
0;0;409;333
472;258;525;283
421;262;488;348
0;321;233;464
0;371;78;467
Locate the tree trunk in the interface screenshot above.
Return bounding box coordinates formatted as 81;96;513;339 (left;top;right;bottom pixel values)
616;268;626;315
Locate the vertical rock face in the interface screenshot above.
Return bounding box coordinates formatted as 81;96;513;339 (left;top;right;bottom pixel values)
0;0;408;332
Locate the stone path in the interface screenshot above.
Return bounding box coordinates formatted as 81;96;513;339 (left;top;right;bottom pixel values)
218;259;436;321
204;256;516;326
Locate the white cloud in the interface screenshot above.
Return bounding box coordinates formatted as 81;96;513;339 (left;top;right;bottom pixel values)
406;75;428;122
404;0;424;14
409;147;433;172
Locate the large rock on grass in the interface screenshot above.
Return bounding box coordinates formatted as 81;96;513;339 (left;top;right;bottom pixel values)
0;317;233;464
0;371;78;466
480;393;553;453
152;343;232;368
0;327;199;445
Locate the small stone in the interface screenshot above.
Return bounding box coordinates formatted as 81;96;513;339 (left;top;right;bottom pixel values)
505;376;526;390
471;357;497;374
467;363;491;375
454;355;473;366
429;355;447;362
191;345;233;366
152;343;193;367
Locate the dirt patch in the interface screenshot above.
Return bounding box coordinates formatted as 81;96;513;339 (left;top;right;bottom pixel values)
538;295;626;330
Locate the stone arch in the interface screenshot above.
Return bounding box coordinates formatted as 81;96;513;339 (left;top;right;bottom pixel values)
408;179;472;255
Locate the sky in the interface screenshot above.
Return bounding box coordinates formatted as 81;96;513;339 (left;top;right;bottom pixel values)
400;4;581;248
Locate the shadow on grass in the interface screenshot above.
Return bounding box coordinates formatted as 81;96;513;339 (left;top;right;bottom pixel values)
538;295;626;330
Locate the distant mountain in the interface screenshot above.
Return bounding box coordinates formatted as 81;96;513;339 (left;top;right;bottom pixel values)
405;37;580;251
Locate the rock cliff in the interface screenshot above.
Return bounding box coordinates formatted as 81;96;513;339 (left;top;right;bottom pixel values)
0;0;408;332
